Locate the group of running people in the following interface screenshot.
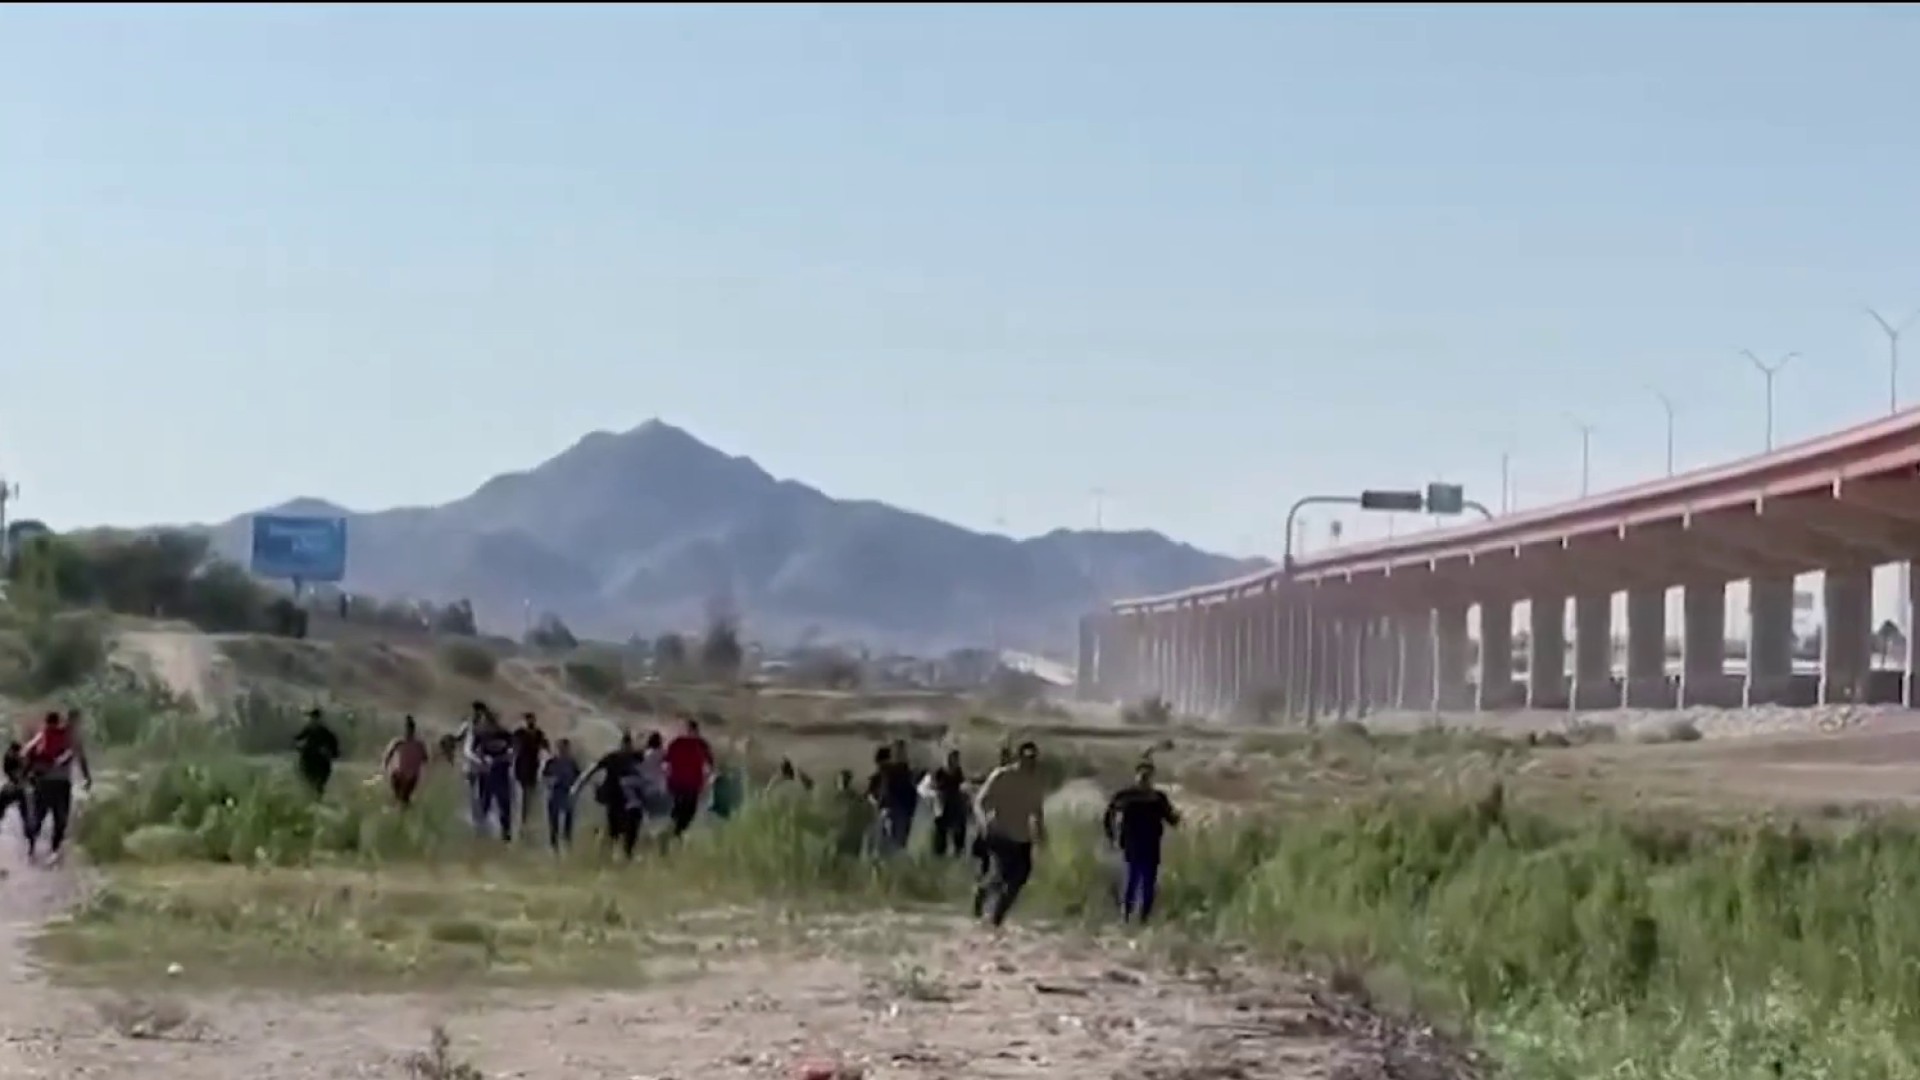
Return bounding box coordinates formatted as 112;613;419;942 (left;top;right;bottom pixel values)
279;702;1188;929
1;708;92;865
858;738;1183;927
290;701;722;858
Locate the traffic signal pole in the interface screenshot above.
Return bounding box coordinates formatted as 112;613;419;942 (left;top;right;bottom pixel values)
1282;486;1493;572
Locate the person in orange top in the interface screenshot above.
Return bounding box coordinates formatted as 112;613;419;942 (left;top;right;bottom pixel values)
381;716;431;808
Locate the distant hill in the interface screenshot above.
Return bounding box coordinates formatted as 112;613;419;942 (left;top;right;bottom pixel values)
196;420;1265;655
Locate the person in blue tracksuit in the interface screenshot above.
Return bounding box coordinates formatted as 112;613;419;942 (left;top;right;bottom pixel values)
1102;760;1181;925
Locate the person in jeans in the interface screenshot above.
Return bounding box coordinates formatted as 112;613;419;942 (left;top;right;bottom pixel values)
1103;759;1182;925
972;741;1047;928
541;737;583;852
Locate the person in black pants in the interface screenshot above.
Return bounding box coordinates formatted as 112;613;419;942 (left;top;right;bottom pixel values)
929;749;970;857
575;732;646;859
21;710;90;864
292;708;342;798
0;739;29;847
972;741;1047;928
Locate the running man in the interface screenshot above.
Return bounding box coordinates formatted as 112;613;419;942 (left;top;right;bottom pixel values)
1103;760;1182;925
465;708;516;840
972;740;1046;929
542;736;583;852
22;710;91;864
574;732;645;859
663;717;714;838
0;736;29;847
929;749;970;858
381;716;430;808
511;712;550;829
292;708;342;798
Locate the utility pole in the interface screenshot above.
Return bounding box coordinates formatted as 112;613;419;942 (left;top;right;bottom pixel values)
1649;388;1676;477
0;478;14;565
1565;415;1594;497
1741;349;1798;451
1867;307;1919;414
1498;452;1511;514
1089;487;1107;532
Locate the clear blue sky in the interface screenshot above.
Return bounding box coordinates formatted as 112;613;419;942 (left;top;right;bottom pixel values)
9;3;1920;559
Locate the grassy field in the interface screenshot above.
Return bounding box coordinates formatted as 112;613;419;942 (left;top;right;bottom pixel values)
19;626;1920;1079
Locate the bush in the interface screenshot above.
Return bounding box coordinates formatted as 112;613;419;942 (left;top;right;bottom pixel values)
438;640;498;681
525;613;577;651
22;612;109;694
563;649;626;699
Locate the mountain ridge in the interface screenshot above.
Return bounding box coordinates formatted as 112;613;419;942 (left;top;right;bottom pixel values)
196;421;1265;655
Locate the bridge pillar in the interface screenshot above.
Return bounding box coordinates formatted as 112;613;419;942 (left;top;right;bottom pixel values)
1396;608;1435;711
1572;592;1617;709
1680;582;1737;707
1205;605;1230;717
1821;566;1873;706
1435;603;1471;710
1624;587;1673;709
1907;564;1920;708
1284;604;1309;720
1075;615;1096;701
1477;599;1515;711
1363;614;1396;716
1527;596;1568;709
1746;575;1796;706
1311;607;1338;723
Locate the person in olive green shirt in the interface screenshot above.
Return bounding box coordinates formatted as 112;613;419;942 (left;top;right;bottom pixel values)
971;740;1048;927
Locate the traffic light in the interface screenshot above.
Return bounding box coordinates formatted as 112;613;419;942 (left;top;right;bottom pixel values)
1425;482;1466;516
1359;489;1424;512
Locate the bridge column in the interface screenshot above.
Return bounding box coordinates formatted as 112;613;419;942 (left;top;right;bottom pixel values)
1821;566;1873;706
1301;602;1324;722
1527;595;1567;709
1624;587;1673;709
1680;582;1736;707
1285;604;1310;720
1907;564;1920;708
1364;614;1396;716
1569;592;1616;709
1396;608;1435;711
1746;575;1796;706
1311;608;1338;723
1075;615;1097;700
1477;599;1515;711
1435;603;1471;711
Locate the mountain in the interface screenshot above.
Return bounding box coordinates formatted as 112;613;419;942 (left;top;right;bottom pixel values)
200;421;1265;655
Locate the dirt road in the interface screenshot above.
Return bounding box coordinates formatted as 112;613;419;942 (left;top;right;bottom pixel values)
0;818;1473;1080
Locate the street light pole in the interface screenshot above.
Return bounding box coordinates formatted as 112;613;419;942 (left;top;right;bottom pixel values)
1565;415;1594;497
1867;308;1919;414
1649;388;1676;477
1741;350;1798;451
1499;451;1511;514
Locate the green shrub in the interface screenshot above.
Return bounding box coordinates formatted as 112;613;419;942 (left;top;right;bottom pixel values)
437;640;497;681
22;612;108;694
563;649;626;699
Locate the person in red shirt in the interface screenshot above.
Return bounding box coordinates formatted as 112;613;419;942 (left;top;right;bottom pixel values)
22;710;90;864
662;717;714;838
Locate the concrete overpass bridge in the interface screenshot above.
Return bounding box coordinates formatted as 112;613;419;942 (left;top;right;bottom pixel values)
1075;410;1920;719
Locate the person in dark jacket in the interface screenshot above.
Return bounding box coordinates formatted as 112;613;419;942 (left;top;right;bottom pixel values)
1102;760;1182;925
0;738;28;847
929;749;969;857
292;708;342;797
